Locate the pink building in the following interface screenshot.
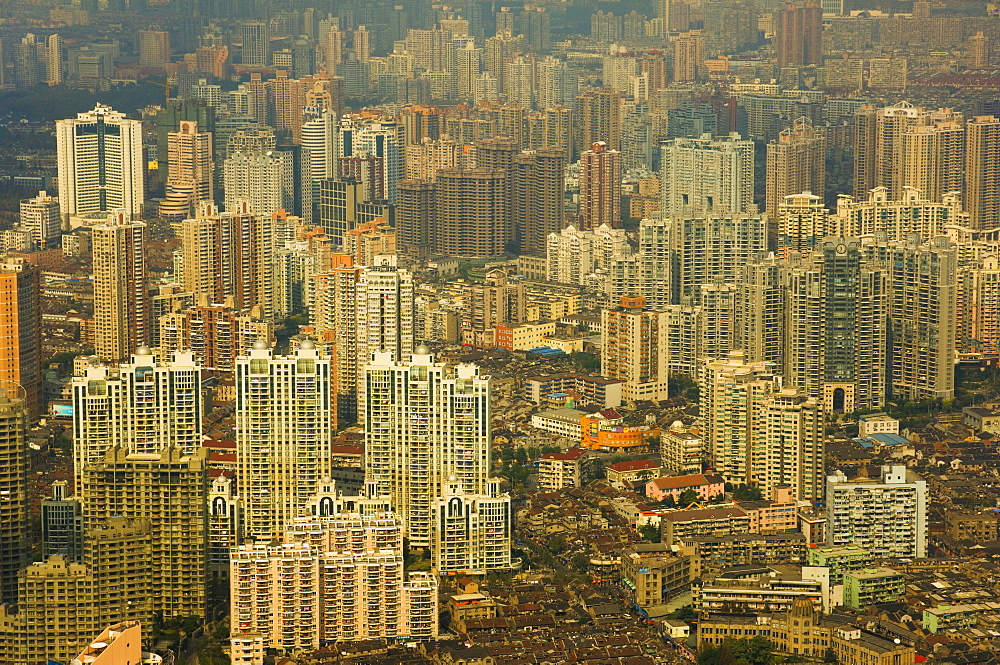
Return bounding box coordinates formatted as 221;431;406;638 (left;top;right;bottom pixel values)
738;485;798;533
645;473;725;503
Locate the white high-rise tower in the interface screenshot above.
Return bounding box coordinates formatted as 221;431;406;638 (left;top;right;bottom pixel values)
56;104;144;225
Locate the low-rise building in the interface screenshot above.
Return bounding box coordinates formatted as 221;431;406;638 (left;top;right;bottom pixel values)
698;598;916;665
680;532;807;577
447;591;499;633
923;602;1000;634
695;565;828;613
660;421;704;475
530;408;588;438
807;544;872;585
606;459;662;490
584;411;659;452
619;544;693;610
524;373;623;408
738;485;798;534
645;473;725;503
661;506;751;547
70;621;142;665
537;448;589;490
495;321;558;351
963;406;1000;433
842;568;904;609
857;413;900;438
944;509;1000;543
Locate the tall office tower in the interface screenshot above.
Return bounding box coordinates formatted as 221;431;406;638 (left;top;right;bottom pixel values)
19;191;61;249
223;150;295;219
601;297;671;401
485;29;525;93
760;389;824;500
138;30;171;68
645;213;767;306
826;465;927;558
513;148;565;256
0;393;27;605
56;105;144;225
660;133;755;217
673;30;704;82
157;99;216;183
965;115;1000;230
231;515;439;651
776;2;822;67
456;41;483;99
468;269;526;347
863;236;958;401
179;201;274;315
576;88;623;151
766;119;826;222
241;21;270;66
504;55;536;108
523;7;551;53
356;255;415;385
0;257;42;418
900;120;965;203
42;481;83;560
236;343;331;542
579;142;622;231
831;187;968;240
778;192;828;252
853;103;960;200
397;180;435;258
44;34;62;85
432;169;511;257
72;348;202;482
91;211;149;362
364;347;510;570
700;351;781;489
537;57;577;111
737;256;786;367
159;121;214;220
80;445;208;619
785;239;888;412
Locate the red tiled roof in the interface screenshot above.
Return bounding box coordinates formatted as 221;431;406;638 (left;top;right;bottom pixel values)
606;459;659;472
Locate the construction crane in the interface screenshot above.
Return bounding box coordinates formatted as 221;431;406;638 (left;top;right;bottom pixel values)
147;79;173;108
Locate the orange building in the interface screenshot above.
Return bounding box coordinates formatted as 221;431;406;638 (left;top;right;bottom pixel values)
581;408;659;451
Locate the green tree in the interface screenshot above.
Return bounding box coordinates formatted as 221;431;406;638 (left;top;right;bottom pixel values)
571;552;590;572
824;647;839;663
732;484;763;501
548;535;567;554
679;488;700;506
638;524;661;542
571;351;601;372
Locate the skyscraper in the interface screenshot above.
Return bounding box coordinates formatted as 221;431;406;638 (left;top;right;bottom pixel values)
19;190;62;249
91;211;149;362
776;2;822;67
56;104;144;225
159;120;214;220
0;392;27;606
433;169;511;257
223;150;296;219
72;349;202;482
236;342;332;542
660;133;755;217
241;21;270;66
0;257;42;418
137;30;171;69
900;119;965;203
364;347;510;571
579;142;622;230
576;88;623;151
513;147;566;256
673;30;705;82
356;255;415;379
965;115;1000;230
766;119;826;223
601;297;671;401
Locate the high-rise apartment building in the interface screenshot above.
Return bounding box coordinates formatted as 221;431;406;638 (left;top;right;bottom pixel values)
576;88;623;151
207;474;241;576
785;238;888;412
579;142;622;231
241;21;270;66
673;30;705;82
900;119;965;203
965;115;1000;230
832;187;967;240
41;480;82;560
80;445;208;619
364;347;510;571
433;168;511;257
72;348;202;482
230;513;439;652
468;269;526;347
236;342;332;542
511;148;566;255
91;211;149;362
545;223;632;286
537;57;577;111
776;2;822;67
56;104;144;224
223;150;296;219
959;255;1000;355
356;254;415;374
863;236;958;400
737;256;787;368
660;133;755;217
761;389;825;501
778;192;828;252
826;465;927;558
19;190;62;249
138;29;171;68
179;201;274;315
158;301;272;372
433;477;513;573
766;119;826;223
0;393;27;606
0;257;42;418
601;296;671;401
159;121;213;220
